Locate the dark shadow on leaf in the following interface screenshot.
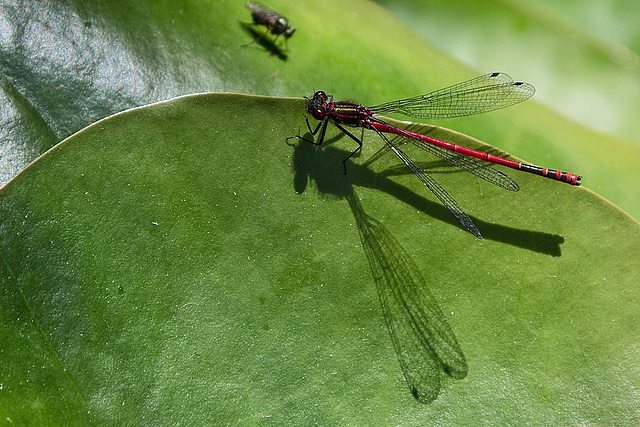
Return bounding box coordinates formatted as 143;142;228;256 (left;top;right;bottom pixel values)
288;133;467;403
239;22;288;60
290;141;565;256
347;190;468;404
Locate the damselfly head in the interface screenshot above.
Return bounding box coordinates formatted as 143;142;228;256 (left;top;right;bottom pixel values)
306;91;329;119
312;91;327;101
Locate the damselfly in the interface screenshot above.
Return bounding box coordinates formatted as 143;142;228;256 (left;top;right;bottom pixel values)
287;72;582;238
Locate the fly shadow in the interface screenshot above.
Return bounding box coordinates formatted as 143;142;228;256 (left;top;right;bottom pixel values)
239;22;289;60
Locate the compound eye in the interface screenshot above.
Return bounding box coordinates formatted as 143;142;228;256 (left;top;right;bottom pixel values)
312;108;324;119
313;91;328;102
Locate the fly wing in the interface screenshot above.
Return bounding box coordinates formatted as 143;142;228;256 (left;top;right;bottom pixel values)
246;1;274;13
371;72;535;119
246;2;282;24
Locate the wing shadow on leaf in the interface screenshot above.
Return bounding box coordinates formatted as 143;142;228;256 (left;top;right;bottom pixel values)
290;137;565;256
288;136;569;401
290;140;468;403
347;190;468;403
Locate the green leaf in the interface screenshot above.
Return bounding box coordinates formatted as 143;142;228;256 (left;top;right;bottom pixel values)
1;93;639;424
2;0;640;424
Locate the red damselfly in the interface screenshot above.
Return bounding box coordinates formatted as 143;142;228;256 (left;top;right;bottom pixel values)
244;2;295;49
287;72;582;239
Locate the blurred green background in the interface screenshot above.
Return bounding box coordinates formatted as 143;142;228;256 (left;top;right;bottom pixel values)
374;0;640;148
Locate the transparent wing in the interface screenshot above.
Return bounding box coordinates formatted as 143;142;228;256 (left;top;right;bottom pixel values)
246;1;275;14
373;128;483;238
246;1;285;24
370;72;535;119
378;123;520;192
347;192;467;403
